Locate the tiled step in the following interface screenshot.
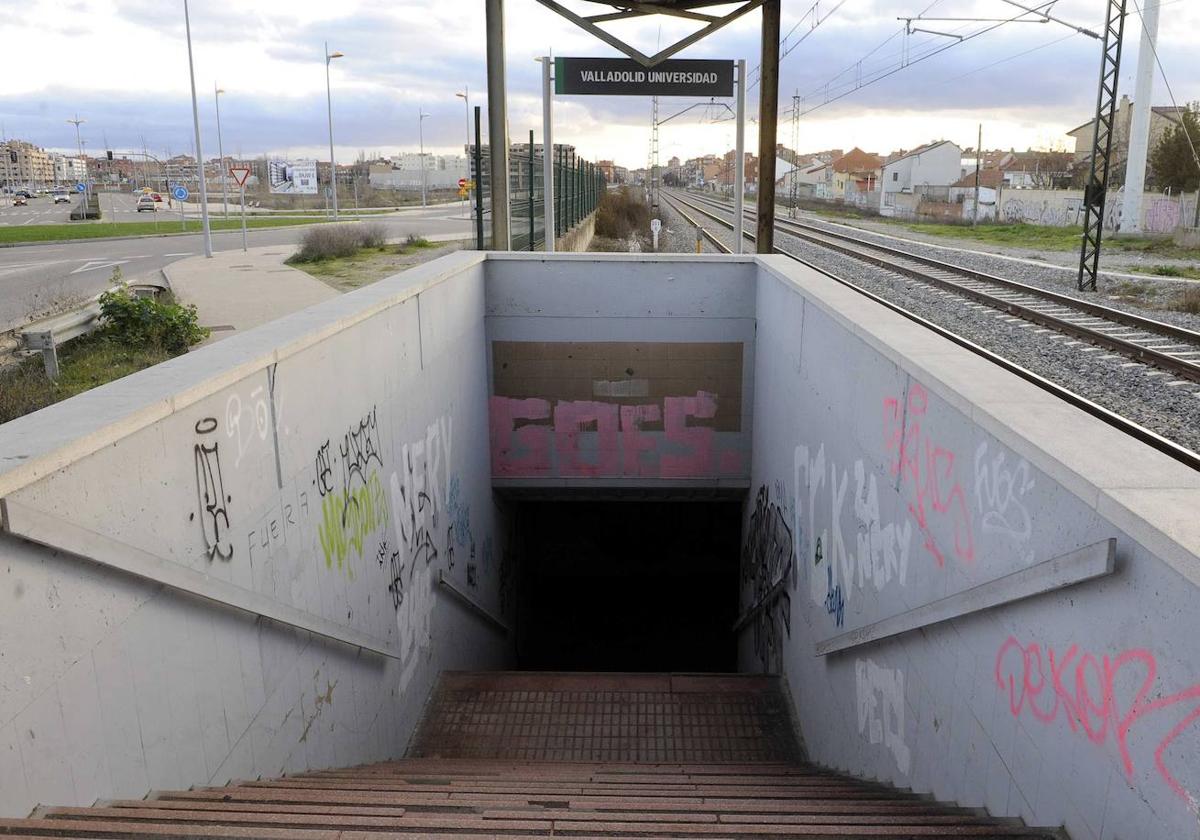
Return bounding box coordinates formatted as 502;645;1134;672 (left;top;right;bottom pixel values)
0;672;1063;838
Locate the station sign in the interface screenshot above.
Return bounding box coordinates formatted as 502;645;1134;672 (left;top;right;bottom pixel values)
554;57;734;97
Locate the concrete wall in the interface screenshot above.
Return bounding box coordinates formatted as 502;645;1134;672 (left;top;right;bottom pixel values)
484;254;756;489
998;187;1199;234
556;210;596;253
0;251;510;816
740;256;1200;840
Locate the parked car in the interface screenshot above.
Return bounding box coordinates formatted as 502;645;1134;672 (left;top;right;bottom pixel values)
14;190;32;199
136;195;157;212
12;195;27;206
52;192;71;204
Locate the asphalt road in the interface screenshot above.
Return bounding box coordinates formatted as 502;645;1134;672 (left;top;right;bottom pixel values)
0;204;474;332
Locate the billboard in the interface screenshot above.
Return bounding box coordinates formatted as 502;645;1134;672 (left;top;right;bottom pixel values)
268;159;318;194
554;57;734;97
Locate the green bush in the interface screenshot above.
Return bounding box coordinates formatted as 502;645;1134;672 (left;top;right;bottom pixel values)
98;288;209;352
359;222;388;249
290;224;397;262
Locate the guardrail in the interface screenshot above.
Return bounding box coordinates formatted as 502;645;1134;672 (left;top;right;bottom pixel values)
12;282;166;378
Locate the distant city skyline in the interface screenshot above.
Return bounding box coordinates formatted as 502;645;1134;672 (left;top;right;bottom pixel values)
2;0;1196;171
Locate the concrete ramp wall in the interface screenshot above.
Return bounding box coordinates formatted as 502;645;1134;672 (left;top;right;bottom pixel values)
0;251;509;816
743;256;1200;840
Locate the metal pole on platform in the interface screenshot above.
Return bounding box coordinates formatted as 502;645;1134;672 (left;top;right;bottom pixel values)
734;58;746;253
541;56;555;252
756;0;780;253
474;106;485;249
529;129;535;250
184;0;212;258
485;0;511;249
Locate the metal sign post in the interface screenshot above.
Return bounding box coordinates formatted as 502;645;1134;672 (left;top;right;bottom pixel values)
229;167;252;252
172;184;189;231
734;58;746;254
541;55;555;252
650;217;661;251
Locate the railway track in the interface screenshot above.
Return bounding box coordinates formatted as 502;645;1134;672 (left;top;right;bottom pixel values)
673;189;1200;383
659;188;1200;471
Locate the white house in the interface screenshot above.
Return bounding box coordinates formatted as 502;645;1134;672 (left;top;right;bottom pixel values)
879;140;962;216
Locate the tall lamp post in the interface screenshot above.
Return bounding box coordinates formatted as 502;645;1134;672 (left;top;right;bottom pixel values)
67;115;86;201
214;84;228;220
325;42;344;221
183;0;212;258
455;88;470;218
418;110;431;207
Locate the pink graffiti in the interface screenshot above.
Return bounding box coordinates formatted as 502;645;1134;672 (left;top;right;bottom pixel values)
995;635;1200;803
490;392;743;479
883;383;974;567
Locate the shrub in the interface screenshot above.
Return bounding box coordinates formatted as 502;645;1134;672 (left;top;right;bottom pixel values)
405;233;431;248
595;186;650;241
359;222;388;249
98;288;209;352
291;225;364;262
1172;285;1200;314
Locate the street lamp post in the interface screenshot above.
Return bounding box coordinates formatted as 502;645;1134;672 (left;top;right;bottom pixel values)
325;42;344;221
215;84;228;220
183;0;213;258
418;110;431;208
67;115;86;202
455;88;470;218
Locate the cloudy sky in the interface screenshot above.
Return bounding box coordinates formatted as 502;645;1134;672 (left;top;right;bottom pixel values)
1;0;1196;169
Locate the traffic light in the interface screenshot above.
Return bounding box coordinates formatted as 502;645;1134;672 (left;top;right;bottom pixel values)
106;150;113;161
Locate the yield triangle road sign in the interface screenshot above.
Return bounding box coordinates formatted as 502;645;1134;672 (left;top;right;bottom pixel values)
229;167;252;187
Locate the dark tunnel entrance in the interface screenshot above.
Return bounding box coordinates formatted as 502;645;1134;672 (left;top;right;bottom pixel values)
510;499;742;673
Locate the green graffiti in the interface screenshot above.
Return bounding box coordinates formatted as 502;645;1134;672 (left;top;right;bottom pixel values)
319;471;389;576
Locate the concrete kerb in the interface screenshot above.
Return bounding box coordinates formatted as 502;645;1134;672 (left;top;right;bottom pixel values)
0;221;334;249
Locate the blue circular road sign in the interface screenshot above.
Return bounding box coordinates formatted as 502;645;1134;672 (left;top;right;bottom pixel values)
75;183;86;193
172;185;189;201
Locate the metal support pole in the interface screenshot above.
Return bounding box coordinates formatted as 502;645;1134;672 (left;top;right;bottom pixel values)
542;56;555;252
973;123;981;226
184;0;212;258
1120;0;1160;235
756;0;781;253
474;106;485;249
485;0;511;249
240;183;247;251
734;58;746;253
215;84;228;220
325;41;341;222
529;129;535;250
1078;0;1128;291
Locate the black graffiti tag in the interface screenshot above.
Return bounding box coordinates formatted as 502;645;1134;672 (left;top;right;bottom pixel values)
191;417;233;561
741;484;793;672
340;406;383;495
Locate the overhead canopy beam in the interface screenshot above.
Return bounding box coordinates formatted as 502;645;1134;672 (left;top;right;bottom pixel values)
534;0;765;67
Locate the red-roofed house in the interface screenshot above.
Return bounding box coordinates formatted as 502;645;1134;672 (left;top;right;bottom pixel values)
831;147;884;199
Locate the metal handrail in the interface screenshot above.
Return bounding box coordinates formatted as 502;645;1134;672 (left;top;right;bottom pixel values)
437;569;511;635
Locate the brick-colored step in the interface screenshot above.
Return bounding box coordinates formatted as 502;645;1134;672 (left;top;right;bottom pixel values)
1;672;1062;838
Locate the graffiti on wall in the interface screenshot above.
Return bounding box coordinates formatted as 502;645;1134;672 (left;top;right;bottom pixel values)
490;392;744;479
315;406;390;577
741;484;793;672
224;365;283;475
190;417;234;561
794;444;913;625
995;635;1200;806
856;658;911;774
974;442;1035;564
388;416;454;596
883;383;974;569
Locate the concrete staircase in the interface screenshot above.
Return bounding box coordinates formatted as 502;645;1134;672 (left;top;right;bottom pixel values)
0;672;1062;838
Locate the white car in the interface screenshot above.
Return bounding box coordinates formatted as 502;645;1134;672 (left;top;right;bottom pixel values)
136;195;157;212
52;193;71;204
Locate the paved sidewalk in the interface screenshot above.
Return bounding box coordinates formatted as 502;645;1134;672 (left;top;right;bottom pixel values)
163;245;337;344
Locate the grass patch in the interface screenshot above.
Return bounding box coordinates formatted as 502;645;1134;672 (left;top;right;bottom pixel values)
903;221;1083;250
0;333;173;424
1173;286;1200;314
290;235;450;292
1127;263;1200;281
0;216;332;244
